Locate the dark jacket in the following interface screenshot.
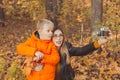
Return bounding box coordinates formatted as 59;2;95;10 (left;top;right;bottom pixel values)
66;42;98;56
56;41;99;80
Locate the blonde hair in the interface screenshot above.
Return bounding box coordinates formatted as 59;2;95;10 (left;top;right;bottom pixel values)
36;19;54;30
60;42;71;64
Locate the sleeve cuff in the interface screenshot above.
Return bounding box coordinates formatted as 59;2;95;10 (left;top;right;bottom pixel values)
93;41;100;48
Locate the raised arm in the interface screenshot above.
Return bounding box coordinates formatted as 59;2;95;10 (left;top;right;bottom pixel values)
66;41;99;56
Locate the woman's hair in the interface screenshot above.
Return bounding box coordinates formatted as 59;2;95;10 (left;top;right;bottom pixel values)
54;27;71;64
36;19;54;30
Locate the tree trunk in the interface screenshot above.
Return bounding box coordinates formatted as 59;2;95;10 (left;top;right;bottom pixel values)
0;0;5;27
46;0;63;27
91;0;103;35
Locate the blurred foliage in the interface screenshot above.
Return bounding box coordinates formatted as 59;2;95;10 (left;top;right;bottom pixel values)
0;52;6;79
7;61;26;80
103;0;120;30
58;0;91;36
0;52;26;80
2;0;46;20
1;0;119;33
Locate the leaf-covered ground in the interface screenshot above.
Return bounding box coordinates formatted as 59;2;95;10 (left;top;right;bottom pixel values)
0;20;120;80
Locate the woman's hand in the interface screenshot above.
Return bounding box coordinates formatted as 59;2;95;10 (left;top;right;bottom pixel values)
98;37;107;45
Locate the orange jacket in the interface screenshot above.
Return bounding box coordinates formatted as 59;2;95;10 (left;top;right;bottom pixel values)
17;31;60;80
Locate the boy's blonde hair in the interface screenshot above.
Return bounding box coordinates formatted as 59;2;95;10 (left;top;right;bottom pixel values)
36;19;54;30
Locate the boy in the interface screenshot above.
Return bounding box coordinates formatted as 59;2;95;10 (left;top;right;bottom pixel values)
16;19;60;80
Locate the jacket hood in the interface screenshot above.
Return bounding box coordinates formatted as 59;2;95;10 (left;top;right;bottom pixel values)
31;31;51;43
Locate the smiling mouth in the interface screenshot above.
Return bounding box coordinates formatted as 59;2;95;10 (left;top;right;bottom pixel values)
56;41;62;44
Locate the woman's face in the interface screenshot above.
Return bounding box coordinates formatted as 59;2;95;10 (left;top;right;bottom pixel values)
52;29;64;48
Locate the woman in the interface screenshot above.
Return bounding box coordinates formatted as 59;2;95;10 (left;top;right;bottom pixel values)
52;27;107;80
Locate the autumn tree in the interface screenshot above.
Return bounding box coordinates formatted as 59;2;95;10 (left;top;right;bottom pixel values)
0;0;5;27
46;0;63;27
91;0;103;35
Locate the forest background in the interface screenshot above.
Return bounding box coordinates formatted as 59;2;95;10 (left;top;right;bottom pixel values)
0;0;120;80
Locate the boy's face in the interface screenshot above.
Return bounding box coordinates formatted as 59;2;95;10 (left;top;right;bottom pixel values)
38;25;54;40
